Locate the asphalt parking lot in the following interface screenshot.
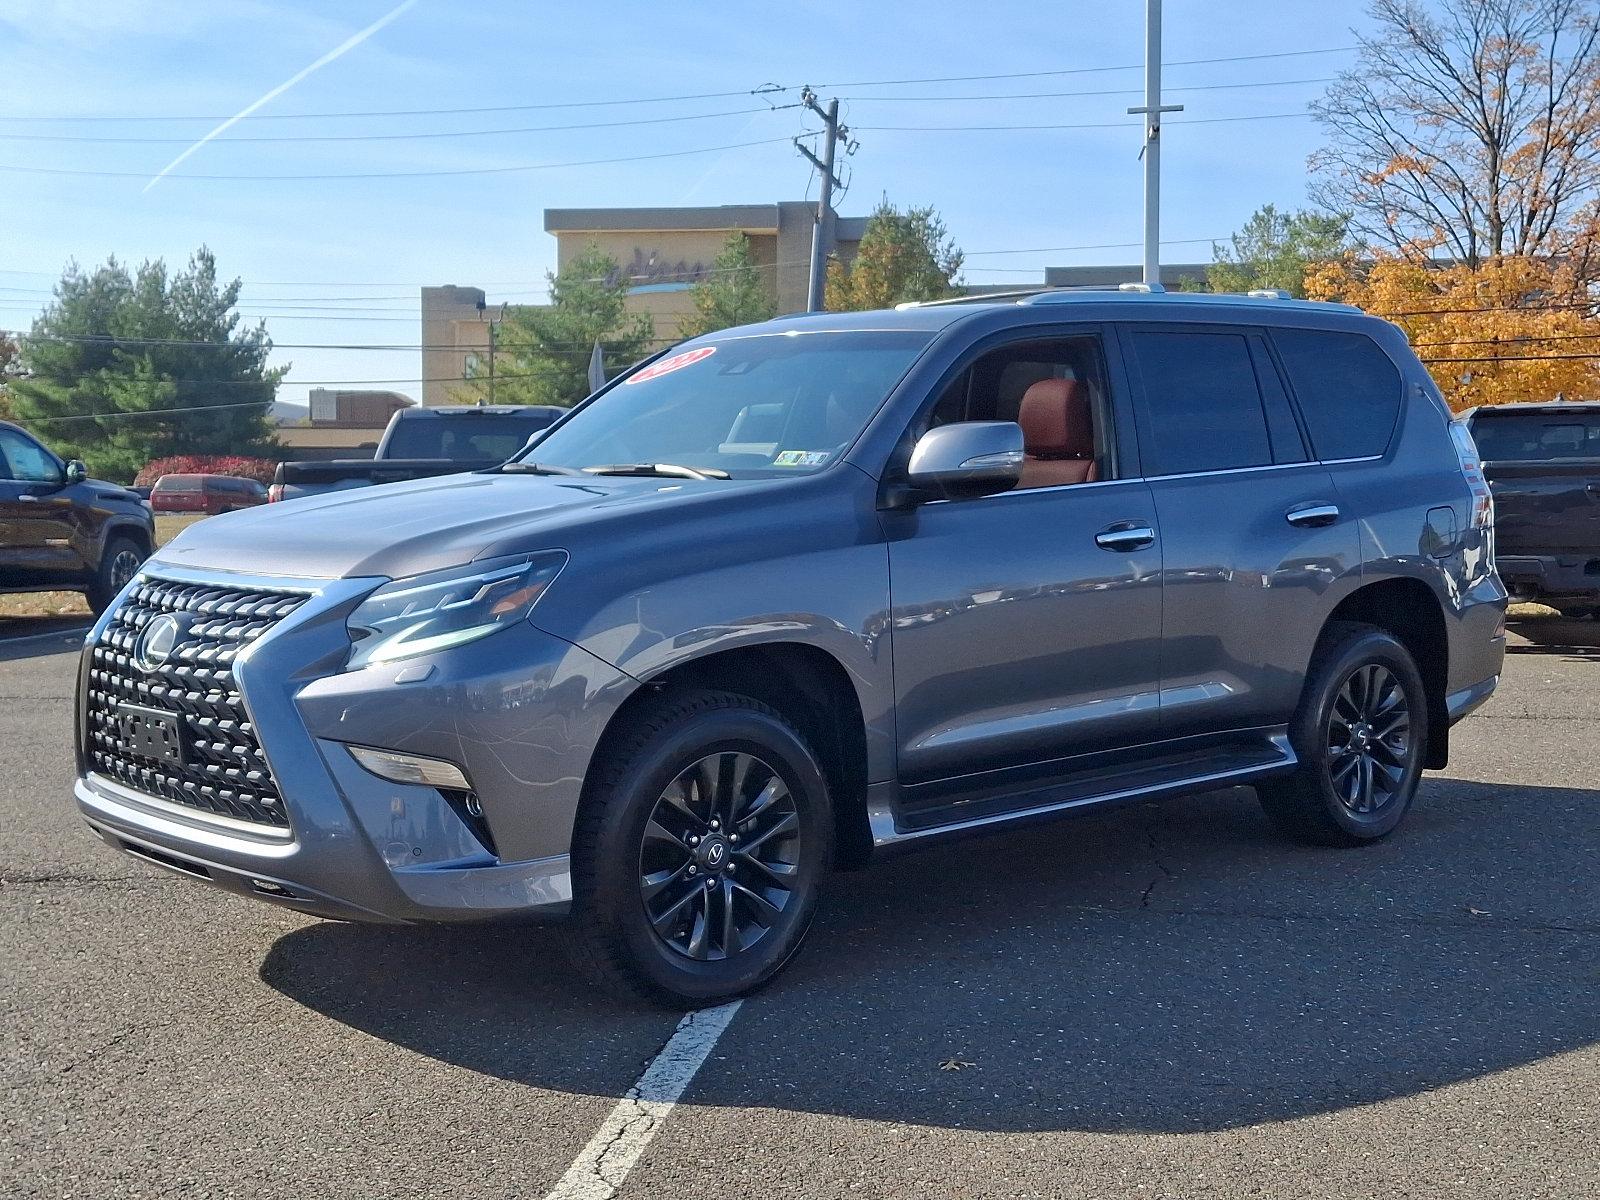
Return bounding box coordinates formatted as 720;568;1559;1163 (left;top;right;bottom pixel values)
3;615;1597;1199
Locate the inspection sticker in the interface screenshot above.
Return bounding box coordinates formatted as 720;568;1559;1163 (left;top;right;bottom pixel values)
624;344;717;384
773;450;831;467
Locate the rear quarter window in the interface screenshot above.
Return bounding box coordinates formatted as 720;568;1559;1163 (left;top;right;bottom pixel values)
1272;329;1402;460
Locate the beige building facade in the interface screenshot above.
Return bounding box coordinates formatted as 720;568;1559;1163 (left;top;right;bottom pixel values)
420;202;866;406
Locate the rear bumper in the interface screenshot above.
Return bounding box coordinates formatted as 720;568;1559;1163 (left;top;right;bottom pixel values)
72;563;639;925
1497;554;1600;602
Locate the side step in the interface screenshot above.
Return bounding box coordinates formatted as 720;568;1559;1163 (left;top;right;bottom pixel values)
874;735;1295;847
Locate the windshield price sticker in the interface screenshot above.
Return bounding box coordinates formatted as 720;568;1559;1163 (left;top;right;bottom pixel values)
624;345;717;385
773;450;831;468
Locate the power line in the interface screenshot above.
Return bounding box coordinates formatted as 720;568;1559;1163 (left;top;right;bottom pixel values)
0;134;814;181
844;76;1334;103
967;237;1222;256
0;105;798;145
0;80;1336;145
0;48;1356;125
813;46;1358;88
859;112;1312;132
0;86;798;123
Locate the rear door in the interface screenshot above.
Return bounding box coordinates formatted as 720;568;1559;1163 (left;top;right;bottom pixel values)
1119;324;1359;740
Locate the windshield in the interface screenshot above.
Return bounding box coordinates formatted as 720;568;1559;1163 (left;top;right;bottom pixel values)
385;412;555;461
516;331;931;478
1470;411;1600;460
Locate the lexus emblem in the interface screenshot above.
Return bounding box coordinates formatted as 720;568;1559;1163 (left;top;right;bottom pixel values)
134;613;183;674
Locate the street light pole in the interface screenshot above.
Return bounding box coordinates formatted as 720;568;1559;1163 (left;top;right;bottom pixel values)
1127;0;1183;291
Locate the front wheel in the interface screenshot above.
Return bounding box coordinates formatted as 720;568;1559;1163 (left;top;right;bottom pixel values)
1257;622;1429;847
86;536;146;614
570;690;834;1007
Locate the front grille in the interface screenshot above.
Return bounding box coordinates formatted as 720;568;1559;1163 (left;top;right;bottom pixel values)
84;576;310;830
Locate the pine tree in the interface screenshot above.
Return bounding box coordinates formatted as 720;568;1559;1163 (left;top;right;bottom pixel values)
825;199;963;311
9;249;282;481
678;234;775;338
463;245;655;406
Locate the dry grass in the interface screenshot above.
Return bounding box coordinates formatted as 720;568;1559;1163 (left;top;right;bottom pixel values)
0;513;209;619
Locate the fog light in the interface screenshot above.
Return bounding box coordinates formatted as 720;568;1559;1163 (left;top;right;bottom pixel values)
348;745;471;790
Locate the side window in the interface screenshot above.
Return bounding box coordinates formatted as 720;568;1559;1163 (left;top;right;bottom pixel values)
1130;331;1273;475
926;335;1113;490
1272;328;1402;460
0;429;61;483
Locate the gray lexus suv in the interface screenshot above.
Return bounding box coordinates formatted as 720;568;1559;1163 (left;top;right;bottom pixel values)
73;291;1507;1005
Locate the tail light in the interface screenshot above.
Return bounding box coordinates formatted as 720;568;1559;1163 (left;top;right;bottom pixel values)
266;483;284;503
1448;421;1493;529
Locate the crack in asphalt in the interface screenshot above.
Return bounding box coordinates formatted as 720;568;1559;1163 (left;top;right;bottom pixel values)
1138;804;1175;909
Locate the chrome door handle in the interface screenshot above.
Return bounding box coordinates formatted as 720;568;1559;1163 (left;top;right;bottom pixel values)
1095;522;1156;552
1286;502;1340;528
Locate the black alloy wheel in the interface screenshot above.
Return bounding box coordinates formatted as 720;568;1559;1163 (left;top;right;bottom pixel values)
1258;621;1429;847
639;751;801;962
570;689;833;1007
1325;663;1414;815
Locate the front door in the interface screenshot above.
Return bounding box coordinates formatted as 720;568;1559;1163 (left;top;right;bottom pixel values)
883;331;1163;825
0;427;81;589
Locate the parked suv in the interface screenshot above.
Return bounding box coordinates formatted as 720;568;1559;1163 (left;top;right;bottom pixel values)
151;473;269;515
72;293;1506;1005
0;421;153;612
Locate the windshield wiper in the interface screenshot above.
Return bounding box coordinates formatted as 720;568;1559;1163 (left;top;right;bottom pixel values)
498;462;583;476
582;463;731;480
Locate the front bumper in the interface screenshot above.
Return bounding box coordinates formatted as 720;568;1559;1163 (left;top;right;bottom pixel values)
73;563;638;924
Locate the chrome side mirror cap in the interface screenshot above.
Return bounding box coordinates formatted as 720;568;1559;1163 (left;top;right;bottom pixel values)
905;421;1024;499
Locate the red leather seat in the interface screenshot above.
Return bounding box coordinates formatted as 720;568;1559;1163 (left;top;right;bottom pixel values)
1018;378;1097;489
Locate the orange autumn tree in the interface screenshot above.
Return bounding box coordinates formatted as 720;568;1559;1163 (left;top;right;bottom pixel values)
1307;254;1600;410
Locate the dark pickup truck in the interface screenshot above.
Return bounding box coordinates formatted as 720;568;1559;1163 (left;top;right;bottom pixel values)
1463;400;1600;617
270;404;565;502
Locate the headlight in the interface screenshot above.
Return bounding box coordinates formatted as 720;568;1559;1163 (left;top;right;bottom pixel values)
346;552;567;670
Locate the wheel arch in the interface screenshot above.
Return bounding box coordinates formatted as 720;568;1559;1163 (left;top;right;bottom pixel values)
1322;577;1450;769
586;641;874;868
102;518;154;558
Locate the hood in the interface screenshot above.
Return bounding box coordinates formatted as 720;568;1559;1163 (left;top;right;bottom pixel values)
150;470;766;581
89;478;142;503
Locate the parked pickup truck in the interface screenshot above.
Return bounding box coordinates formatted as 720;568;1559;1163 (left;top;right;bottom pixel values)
1462;400;1600;618
269;404;566;501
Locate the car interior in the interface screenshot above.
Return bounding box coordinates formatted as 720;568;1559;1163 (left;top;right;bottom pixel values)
927;337;1112;489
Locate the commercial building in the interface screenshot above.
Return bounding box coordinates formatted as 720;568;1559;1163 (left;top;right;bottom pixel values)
421;202;866;406
274;388;413;461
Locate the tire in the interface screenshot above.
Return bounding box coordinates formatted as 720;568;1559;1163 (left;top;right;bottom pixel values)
569;689;834;1007
1257;621;1429;847
86;535;147;614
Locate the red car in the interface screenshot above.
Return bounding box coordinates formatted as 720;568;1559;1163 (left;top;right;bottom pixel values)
149;473;269;515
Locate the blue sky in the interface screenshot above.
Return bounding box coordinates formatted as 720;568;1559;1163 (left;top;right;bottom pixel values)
0;0;1376;407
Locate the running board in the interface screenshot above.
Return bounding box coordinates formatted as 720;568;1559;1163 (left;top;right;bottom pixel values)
868;734;1296;849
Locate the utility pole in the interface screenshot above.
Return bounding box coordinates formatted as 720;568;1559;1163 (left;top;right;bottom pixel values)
487;318;496;406
1126;0;1183;291
795;89;848;312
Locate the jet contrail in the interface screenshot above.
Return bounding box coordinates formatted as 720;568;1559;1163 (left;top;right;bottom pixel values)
143;0;421;192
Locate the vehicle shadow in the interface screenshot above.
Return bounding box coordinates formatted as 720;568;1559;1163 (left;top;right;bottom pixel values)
0;615;91;662
260;777;1600;1135
1507;615;1600;660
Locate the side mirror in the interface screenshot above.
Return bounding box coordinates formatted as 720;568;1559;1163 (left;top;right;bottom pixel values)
64;459;88;485
905;421;1024;500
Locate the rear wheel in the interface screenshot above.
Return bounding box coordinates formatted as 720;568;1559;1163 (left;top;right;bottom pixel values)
570;690;833;1007
1258;622;1428;847
86;536;146;614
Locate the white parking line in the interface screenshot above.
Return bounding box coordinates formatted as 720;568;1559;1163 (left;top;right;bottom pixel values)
0;624;90;648
543;1000;743;1200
